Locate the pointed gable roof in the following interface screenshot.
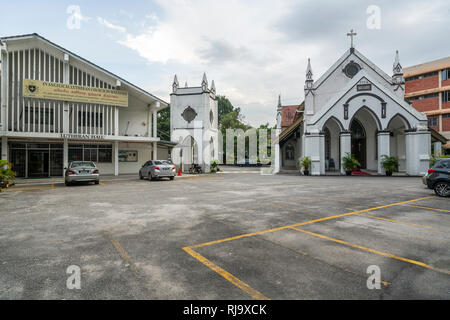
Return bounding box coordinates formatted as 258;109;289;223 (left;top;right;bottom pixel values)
312;48;392;91
1;33;168;107
308;69;426;128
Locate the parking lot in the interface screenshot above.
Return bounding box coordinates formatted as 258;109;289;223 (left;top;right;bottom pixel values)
0;168;449;299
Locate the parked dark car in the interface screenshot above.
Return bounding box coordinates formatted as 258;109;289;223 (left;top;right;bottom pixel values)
424;159;450;197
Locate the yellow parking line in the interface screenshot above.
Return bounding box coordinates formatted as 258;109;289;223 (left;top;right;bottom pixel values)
404;204;450;214
355;213;438;230
183;196;436;300
183;246;270;300
189;196;435;249
99;182;106;186
289;226;450;276
4;185;54;192
104;231;138;274
260;236;391;287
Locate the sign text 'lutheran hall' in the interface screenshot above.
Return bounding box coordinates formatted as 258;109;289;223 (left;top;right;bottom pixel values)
23;79;128;107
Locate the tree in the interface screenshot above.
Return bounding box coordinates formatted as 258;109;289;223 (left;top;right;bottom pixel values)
256;123;273;159
159;96;273;163
217;95;236;124
217;96;249;163
157;107;171;141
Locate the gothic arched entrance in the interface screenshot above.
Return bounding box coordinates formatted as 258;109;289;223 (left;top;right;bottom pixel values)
350;119;366;169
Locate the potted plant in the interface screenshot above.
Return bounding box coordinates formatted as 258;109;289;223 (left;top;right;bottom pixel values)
0;160;16;190
380;155;399;176
210;160;219;173
299;156;311;176
342;152;360;176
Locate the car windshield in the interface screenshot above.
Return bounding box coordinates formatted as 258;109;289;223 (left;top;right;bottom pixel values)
153;161;163;165
71;161;95;168
162;160;172;164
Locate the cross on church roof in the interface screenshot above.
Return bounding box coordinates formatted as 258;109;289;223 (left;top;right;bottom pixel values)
347;29;357;48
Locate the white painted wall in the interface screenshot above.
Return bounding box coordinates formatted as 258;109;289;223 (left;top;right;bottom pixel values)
117;142;153;174
118;94;150;137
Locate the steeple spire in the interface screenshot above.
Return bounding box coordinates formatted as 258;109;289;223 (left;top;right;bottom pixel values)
210;80;216;94
172;74;179;93
306;58;313;81
201;73;208;91
305;58;314;91
392;50;404;99
393;50;402;73
276;94;282;130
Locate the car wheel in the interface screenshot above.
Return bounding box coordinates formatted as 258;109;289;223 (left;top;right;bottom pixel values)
148;173;154;181
65;181;71;186
434;182;450;197
170;176;174;180
95;180;99;185
139;172;143;180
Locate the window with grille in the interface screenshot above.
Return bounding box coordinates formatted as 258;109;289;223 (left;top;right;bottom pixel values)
68;144;112;163
428;117;438;127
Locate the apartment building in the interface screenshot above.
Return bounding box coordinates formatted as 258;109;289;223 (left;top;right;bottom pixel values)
404;56;450;152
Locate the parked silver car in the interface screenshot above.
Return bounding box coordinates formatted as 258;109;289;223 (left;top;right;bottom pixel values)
65;161;100;186
139;160;176;181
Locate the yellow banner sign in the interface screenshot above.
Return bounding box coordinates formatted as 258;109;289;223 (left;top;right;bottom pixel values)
23;79;128;107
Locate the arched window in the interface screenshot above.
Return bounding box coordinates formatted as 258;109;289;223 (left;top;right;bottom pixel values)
285;144;294;160
350;119;366;139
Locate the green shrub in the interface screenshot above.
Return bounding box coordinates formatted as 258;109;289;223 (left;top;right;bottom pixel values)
210;160;219;172
0;160;16;186
299;156;311;171
380;155;399;173
342;152;360;171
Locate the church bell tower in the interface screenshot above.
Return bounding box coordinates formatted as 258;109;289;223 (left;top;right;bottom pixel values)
170;74;219;172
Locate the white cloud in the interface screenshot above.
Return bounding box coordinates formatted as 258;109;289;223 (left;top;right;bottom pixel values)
99;0;450;127
114;0;308;126
97;17;127;33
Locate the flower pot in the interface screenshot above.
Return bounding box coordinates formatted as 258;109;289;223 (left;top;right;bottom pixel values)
345;170;352;176
303;170;309;176
385;171;393;176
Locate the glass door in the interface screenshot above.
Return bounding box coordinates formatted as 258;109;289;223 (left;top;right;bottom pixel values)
28;150;49;177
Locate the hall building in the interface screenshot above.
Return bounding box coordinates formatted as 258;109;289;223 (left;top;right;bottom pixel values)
0;33;172;177
275;33;448;176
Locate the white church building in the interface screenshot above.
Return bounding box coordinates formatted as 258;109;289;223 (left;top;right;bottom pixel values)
169;73;219;173
275;33;432;176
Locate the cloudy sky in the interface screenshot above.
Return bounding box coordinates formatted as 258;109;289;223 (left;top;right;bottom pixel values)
1;0;449;126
